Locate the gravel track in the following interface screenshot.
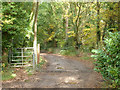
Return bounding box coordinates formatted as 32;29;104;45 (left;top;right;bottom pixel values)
2;53;103;88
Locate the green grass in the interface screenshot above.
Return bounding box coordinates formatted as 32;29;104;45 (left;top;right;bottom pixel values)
80;56;91;60
2;67;16;81
79;52;95;62
59;49;79;56
37;57;46;67
25;66;34;75
27;72;33;76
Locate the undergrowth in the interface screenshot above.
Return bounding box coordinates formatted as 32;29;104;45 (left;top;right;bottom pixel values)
25;56;46;75
92;32;120;88
2;66;16;81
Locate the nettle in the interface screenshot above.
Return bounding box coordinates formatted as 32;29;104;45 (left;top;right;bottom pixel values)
91;32;120;88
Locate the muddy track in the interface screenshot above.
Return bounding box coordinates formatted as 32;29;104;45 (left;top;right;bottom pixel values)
2;53;103;88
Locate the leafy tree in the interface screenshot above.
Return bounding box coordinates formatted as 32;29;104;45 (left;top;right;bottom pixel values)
2;2;32;53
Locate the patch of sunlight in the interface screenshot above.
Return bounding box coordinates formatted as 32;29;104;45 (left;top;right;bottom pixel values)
40;53;47;55
35;77;40;80
60;76;83;84
11;74;16;77
64;77;76;83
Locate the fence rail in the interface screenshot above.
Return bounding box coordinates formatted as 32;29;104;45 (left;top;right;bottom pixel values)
9;47;34;67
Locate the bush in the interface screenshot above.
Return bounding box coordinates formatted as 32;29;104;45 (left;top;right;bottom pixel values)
91;32;120;88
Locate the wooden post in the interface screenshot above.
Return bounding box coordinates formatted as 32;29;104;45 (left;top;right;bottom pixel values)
37;44;40;64
33;53;35;70
8;49;11;64
12;50;13;64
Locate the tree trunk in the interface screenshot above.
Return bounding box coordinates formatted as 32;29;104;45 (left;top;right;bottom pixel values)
96;0;101;48
33;0;39;65
74;3;81;49
65;3;70;41
102;23;107;41
29;1;36;31
102;22;107;46
0;2;2;64
118;2;120;31
65;10;68;40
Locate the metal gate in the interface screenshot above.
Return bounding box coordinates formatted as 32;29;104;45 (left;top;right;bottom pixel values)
9;47;34;67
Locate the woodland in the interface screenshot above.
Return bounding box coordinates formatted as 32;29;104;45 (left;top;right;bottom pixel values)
1;1;120;88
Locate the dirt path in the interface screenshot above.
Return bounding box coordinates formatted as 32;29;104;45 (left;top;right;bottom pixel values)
2;53;103;88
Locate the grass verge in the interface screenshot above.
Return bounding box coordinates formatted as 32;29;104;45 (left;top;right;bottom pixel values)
2;66;16;81
25;56;46;75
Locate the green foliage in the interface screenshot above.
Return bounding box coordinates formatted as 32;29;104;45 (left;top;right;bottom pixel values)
25;56;46;74
36;56;46;71
60;46;79;56
92;32;120;88
80;56;91;60
38;57;46;66
25;66;34;75
2;2;32;50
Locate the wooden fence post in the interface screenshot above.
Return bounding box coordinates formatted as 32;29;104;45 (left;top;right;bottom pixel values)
8;49;11;64
37;44;40;64
33;52;35;70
